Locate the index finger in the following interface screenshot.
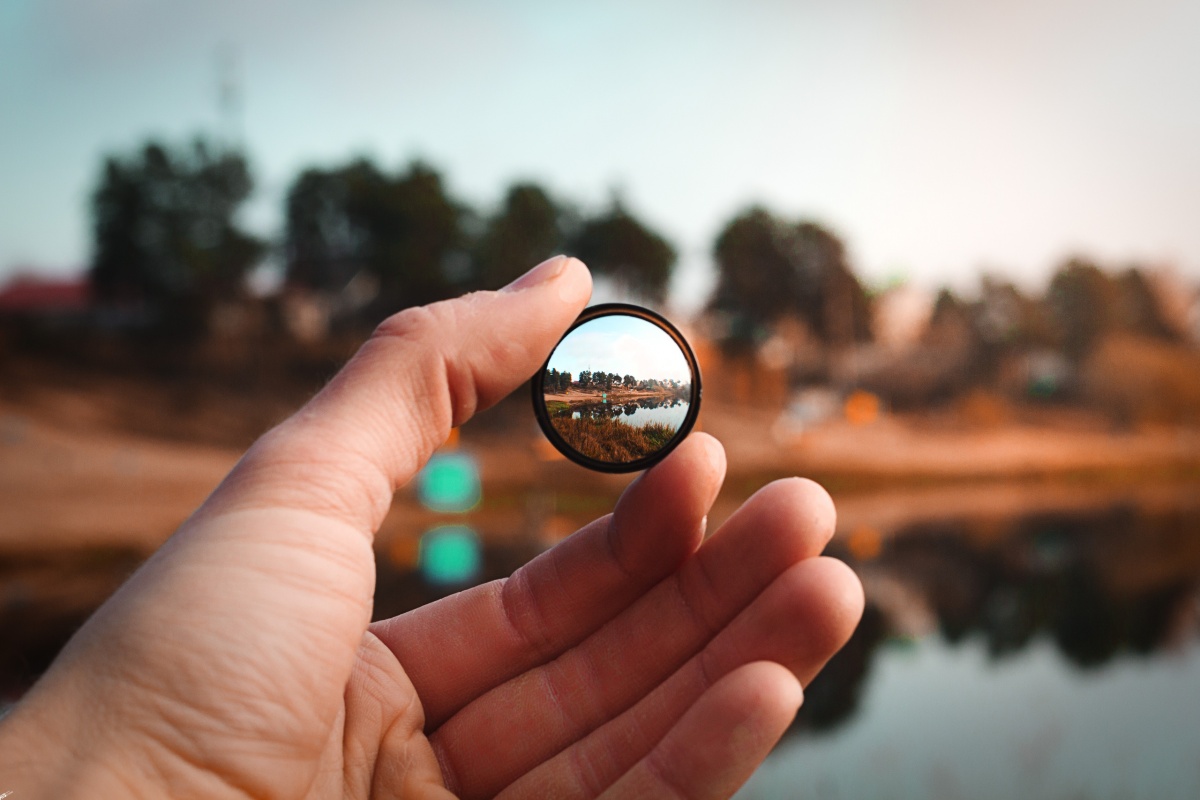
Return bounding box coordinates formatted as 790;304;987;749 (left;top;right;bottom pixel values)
204;256;592;533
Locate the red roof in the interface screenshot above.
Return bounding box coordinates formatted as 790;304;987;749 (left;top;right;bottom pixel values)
0;275;90;313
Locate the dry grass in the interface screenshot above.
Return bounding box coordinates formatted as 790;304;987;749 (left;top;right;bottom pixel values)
550;416;678;463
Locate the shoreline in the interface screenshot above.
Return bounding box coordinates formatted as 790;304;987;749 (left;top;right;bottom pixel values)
3;378;1199;553
542;389;682;404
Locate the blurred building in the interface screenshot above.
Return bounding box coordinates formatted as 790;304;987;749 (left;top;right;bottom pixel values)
0;273;90;321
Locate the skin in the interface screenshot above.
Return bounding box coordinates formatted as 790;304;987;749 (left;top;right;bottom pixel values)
0;256;864;799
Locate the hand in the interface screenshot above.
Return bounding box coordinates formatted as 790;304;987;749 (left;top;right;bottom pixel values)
0;256;863;799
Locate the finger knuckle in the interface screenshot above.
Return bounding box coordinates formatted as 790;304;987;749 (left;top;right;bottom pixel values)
374;297;467;343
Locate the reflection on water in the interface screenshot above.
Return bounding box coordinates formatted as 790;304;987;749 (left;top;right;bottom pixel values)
741;638;1200;800
3;488;1200;797
419;525;482;586
738;500;1200;799
417;453;481;513
560;396;690;429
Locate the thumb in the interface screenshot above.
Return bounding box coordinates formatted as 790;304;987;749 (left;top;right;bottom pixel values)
207;255;592;532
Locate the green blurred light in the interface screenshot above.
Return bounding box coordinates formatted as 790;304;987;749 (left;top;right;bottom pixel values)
419;526;482;585
417;453;481;513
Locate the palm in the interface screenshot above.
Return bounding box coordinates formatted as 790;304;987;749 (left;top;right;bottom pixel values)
2;263;861;799
317;437;854;799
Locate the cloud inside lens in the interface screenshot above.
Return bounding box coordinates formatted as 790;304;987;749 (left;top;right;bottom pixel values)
547;315;690;382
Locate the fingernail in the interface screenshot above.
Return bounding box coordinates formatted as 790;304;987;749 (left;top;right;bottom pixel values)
502;255;569;292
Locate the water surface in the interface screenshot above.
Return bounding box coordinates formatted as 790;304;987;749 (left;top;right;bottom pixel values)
559;396;690;430
739;499;1200;799
4;483;1199;800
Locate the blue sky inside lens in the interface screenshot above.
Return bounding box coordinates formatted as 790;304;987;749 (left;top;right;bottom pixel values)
548;315;691;384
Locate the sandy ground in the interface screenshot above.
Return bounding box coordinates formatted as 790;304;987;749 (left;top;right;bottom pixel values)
3;387;1198;555
701;400;1200;479
0;406;239;552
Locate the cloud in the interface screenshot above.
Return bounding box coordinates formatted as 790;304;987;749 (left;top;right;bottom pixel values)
548;315;692;382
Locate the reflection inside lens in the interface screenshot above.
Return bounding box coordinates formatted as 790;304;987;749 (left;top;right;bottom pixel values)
542;314;692;464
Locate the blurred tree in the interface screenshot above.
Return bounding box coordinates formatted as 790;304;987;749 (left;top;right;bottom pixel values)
284;159;468;321
789;221;872;346
974;278;1052;350
1045;258;1121;360
1113;268;1179;342
624;374;635;387
1043;259;1185;367
569;200;676;303
966;276;1061;387
284;161;378;294
90;138;264;335
710;208;793;334
710;207;871;348
475;183;569;290
924;289;974;347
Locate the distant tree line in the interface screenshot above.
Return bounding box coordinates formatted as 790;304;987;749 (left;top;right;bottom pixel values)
923;258;1186;371
83;134;1194;382
544;367;685;394
87;136;677;338
708;207;873;350
90;140;265;338
544;368;572;393
84;137;876;346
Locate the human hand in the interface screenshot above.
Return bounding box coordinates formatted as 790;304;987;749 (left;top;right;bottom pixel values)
0;256;863;799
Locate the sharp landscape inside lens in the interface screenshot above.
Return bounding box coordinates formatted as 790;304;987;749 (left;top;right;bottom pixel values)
533;304;702;473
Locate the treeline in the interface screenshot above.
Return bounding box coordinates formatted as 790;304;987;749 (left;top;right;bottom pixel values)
544;367;686;394
80;135;879;347
76;134;1196;386
86;137;674;339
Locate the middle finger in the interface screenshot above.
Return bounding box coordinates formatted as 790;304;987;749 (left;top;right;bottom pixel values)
430;477;837;800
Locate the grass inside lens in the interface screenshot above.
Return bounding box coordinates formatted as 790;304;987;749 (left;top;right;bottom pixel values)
550;416;677;463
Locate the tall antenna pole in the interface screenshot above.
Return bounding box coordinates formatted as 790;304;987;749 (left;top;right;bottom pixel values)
217;44;243;151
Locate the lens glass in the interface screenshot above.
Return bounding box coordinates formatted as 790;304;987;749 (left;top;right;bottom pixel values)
535;305;700;471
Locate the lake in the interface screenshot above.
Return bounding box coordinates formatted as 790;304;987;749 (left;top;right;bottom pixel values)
738;498;1200;799
3;483;1199;799
559;396;691;430
369;488;1200;798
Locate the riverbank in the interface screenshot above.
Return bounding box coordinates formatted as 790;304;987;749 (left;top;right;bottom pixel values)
542;388;681;404
3;365;1200;553
549;415;676;462
700;399;1200;486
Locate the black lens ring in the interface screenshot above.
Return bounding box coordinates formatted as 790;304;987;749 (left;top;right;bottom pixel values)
531;303;703;474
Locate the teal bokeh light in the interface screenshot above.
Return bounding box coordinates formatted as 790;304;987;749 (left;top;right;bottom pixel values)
417;452;481;513
419;525;482;585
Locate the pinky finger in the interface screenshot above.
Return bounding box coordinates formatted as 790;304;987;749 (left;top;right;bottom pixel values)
597;662;801;800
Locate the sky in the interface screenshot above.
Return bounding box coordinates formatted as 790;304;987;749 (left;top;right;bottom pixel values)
2;0;1199;310
548;315;692;384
